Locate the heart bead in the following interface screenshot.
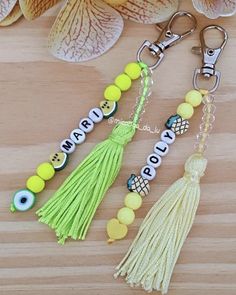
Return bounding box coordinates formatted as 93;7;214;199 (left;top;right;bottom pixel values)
106;218;128;243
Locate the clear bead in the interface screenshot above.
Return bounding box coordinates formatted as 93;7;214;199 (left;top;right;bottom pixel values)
203;103;216;114
203;93;215;104
141;77;154;87
202;113;215;124
200;122;213;133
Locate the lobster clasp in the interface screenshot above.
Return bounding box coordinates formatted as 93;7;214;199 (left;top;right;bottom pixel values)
137;11;197;70
192;25;228;93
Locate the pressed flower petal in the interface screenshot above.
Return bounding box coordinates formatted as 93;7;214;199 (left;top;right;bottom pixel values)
19;0;60;20
192;0;236;19
113;0;179;24
0;2;22;26
48;0;124;62
0;0;17;22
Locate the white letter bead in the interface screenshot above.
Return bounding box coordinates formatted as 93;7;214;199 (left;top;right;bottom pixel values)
161;129;176;144
60;139;76;154
70;128;86;144
147;153;162;168
79;118;94;133
141;165;156;181
89;107;103;123
154;141;169;157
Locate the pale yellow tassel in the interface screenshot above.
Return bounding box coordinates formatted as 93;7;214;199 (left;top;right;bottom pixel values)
115;153;207;294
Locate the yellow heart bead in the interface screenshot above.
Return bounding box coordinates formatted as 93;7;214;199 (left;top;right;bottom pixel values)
124;62;141;80
185;90;202;107
106;218;128;243
117;207;135;225
115;74;132;91
104;85;121;101
124;192;142;210
177;102;194;120
26;175;45;193
37;162;55;181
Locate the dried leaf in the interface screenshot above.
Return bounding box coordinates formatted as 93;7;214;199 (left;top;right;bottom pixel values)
48;0;124;62
0;0;17;21
113;0;179;24
192;0;236;19
0;2;22;26
19;0;61;20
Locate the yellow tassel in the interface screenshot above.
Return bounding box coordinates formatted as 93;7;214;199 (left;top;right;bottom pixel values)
115;153;207;294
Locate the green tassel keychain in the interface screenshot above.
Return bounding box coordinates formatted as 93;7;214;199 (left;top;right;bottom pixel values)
36;11;196;244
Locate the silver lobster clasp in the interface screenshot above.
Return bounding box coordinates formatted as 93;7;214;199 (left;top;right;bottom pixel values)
192;25;228;93
137;11;197;70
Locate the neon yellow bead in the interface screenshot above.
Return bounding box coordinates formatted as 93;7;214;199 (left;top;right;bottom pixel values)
124;62;141;80
37;162;55;181
185;90;202;107
104;85;121;101
177;103;194;120
124;192;142;210
117;207;135;225
115;74;132;91
26;175;45;193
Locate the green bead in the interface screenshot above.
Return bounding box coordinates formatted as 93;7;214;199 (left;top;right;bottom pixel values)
177;103;194;120
104;85;121;101
117;207;135;225
115;74;132;91
26;175;45;193
37;162;55;180
124;63;141;80
185;90;202;107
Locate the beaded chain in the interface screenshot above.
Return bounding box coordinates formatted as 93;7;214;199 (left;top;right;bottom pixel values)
107;89;204;242
11;62;143;212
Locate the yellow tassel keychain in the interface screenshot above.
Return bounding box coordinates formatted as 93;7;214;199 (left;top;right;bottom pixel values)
115;25;228;294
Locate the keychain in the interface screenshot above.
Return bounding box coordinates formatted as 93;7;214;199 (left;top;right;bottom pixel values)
32;11;196;244
115;25;228;294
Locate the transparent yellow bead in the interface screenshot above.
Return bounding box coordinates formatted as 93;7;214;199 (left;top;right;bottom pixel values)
177;102;194;119
124;62;141;80
115;74;132;91
104;0;128;5
37;162;55;181
185;90;202;107
117;207;135;225
124;192;142;210
26;175;45;193
104;85;121;101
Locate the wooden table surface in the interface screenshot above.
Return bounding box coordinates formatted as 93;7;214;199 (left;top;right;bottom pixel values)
0;1;235;295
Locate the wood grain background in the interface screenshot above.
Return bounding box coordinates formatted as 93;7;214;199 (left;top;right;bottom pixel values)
0;1;235;295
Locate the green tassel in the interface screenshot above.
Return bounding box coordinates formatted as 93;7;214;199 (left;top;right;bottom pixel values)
37;62;150;244
37;122;135;244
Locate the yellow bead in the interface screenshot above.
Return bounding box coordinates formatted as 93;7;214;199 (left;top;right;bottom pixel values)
26;175;45;193
104;85;121;101
124;62;141;80
124;192;142;210
117;207;135;225
185;90;202;107
177;103;194;120
37;162;55;181
106;218;128;242
115;74;132;91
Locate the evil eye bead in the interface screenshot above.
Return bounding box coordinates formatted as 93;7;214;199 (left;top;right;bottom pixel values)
60;139;76;154
141;165;156;181
88;107;103;123
79;118;94;133
161;129;176;145
70;128;86;144
154;141;169;157
12;189;36;212
147;153;162;168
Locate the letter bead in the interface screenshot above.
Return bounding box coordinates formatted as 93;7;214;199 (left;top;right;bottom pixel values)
147;153;162;168
70;128;86;144
141;165;156;181
154;141;169;157
88;107;103;123
79;118;94;133
60;139;76;154
161;129;176;145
